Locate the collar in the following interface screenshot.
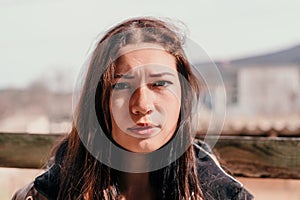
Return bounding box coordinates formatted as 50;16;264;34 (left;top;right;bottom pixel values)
34;164;60;200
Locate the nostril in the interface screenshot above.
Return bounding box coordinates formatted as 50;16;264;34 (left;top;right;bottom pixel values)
132;107;153;115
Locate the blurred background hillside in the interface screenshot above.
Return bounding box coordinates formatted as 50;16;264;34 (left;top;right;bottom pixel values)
1;43;299;135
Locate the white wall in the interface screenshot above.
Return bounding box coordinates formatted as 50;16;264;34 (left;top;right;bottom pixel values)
237;65;300;116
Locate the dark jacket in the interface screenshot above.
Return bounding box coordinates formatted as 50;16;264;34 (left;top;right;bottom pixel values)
12;141;253;200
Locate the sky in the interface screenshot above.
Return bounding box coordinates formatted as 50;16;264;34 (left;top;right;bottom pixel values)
0;0;300;90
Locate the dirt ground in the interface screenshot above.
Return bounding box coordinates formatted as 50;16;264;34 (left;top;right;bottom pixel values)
238;177;300;200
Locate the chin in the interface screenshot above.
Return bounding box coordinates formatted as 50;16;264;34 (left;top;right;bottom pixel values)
132;140;161;153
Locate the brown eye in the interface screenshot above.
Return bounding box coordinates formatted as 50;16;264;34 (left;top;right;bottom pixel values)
151;80;172;88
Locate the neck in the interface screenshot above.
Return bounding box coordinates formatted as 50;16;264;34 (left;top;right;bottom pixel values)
119;172;151;190
117;171;156;200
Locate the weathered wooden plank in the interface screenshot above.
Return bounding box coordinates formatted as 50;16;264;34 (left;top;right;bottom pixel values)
1;133;300;179
0;132;63;168
198;136;300;179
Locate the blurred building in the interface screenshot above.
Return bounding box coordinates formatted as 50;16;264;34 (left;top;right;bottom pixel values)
0;44;300;133
0;89;72;133
217;44;300;117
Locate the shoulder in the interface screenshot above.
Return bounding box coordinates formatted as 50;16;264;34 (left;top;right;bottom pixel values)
11;182;48;200
193;140;254;200
12;163;61;200
11;140;67;200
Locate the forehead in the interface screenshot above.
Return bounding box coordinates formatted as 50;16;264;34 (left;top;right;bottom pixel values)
115;48;177;74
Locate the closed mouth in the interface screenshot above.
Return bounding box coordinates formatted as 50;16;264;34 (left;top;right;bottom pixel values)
127;124;161;135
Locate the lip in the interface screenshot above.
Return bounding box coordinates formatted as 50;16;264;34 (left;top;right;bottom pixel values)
127;125;161;136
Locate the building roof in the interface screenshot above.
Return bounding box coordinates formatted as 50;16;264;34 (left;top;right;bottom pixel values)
217;44;300;67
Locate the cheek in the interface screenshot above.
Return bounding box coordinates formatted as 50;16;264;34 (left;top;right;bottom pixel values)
110;92;139;133
110;92;131;111
169;101;181;121
167;85;181;113
110;96;130;125
158;93;181;122
111;98;126;109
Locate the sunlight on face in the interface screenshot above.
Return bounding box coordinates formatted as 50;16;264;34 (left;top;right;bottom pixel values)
110;48;181;153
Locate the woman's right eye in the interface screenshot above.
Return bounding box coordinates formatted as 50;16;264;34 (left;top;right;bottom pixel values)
112;82;131;90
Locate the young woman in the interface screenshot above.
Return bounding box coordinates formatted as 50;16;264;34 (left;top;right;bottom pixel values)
12;17;253;200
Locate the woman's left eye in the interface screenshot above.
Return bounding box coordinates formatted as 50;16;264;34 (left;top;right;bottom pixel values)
151;80;172;88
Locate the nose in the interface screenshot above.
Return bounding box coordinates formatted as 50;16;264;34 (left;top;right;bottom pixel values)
130;86;153;115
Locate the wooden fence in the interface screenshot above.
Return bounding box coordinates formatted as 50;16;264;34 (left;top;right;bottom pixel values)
0;132;299;179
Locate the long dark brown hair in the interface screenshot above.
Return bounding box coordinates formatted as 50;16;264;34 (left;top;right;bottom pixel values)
55;17;204;200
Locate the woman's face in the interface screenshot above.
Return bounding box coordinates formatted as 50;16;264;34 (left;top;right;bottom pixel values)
110;48;181;153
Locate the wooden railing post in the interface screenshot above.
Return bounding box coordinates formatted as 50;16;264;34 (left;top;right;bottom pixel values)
0;132;63;168
1;132;300;179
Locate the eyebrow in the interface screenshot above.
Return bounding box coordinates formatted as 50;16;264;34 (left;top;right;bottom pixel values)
149;72;176;77
114;74;134;79
114;72;176;79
